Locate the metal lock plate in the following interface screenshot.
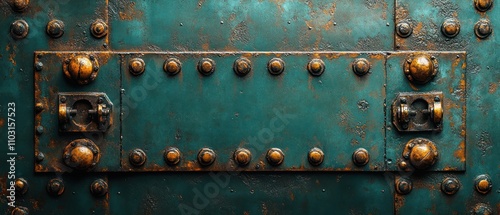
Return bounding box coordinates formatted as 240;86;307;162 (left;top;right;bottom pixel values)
58;92;113;132
392;91;443;132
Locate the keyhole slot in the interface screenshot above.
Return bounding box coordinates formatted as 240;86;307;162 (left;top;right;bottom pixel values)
71;99;94;126
410;99;429;125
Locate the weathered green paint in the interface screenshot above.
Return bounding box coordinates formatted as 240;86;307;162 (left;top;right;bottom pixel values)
0;0;498;214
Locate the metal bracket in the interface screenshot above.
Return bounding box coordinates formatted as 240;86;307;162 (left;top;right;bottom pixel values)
58;92;112;132
392;92;443;132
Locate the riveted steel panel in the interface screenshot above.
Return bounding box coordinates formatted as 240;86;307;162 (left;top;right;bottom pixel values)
120;52;386;172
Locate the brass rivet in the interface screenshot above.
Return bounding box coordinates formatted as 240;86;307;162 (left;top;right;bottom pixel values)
395;178;412;195
90;179;108;197
352;148;370;166
11;0;30;12
403;54;439;85
308;147;324;166
441;177;460;195
234;148;252;166
129;148;147;167
10;20;29;39
90;19;108;38
46;19;65;38
233;57;252;76
474;174;493;194
129;58;146;76
47;178;65;196
14;178;29;195
11;206;29;215
307;59;325;76
35;151;45;162
163;58;182;75
164;147;181;165
402;138;438;170
197;58;216;75
266;148;284;166
352;58;371;76
267;58;285;75
398;161;408;170
441;18;461;38
474;0;493;12
475;19;492;39
197;148;216;166
396;21;412;38
63;139;100;171
63;55;99;85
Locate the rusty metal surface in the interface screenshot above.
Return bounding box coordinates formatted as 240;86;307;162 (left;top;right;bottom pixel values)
0;0;499;214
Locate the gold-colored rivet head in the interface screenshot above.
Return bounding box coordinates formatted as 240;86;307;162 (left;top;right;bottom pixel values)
46;19;65;38
266;148;285;166
63;55;99;85
164;147;181;165
47;178;65;196
198;58;216;75
267;58;285;75
90;19;108;38
441;18;461;38
234;148;252;166
11;0;30;12
441;177;460;195
307;59;325;76
129;58;146;76
233;57;252;76
63;139;100;171
198;148;216;166
404;54;439;84
14;178;29;195
129;148;147;167
475;19;493;39
395;178;412;195
90;179;108;197
403;138;438;170
163;58;182;75
352;58;371;76
474;0;493;12
352;148;370;166
474;174;493;194
308;147;324;166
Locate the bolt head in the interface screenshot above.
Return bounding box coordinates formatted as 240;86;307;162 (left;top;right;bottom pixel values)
129;148;147;167
441;177;460;195
12;0;30;12
404;54;438;84
197;148;216;166
197;58;215;75
266;148;284;166
308;147;324;166
46;20;65;38
352;58;370;76
90;179;108;197
91;19;108;38
441;18;461;38
47;178;65;196
396;178;412;195
307;59;325;76
10;20;29;39
164;147;181;165
396;21;412;38
475;174;493;194
234;148;252;166
475;19;492;39
352;148;370;166
163;58;182;75
129;58;146;76
233;57;252;76
267;58;285;75
474;0;493;12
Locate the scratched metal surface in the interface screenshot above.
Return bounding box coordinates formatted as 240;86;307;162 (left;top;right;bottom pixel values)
0;0;498;214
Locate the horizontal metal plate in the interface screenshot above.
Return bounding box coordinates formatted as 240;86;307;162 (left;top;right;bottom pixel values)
34;51;465;172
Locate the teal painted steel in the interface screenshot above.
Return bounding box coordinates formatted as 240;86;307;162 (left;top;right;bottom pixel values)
0;0;499;214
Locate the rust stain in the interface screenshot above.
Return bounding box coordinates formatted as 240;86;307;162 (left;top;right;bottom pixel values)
201;43;209;51
289;191;295;201
0;118;4;127
454;141;466;162
488;82;497;94
119;1;143;20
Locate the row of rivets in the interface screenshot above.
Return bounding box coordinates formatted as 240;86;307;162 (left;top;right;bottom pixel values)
45;178;108;197
129;57;372;77
10;19;108;40
129;147;370;167
396;18;492;39
396;174;494;196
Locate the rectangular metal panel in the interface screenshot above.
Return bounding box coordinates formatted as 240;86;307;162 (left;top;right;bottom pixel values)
121;52;386;172
109;0;394;51
34;52;121;172
385;51;466;171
